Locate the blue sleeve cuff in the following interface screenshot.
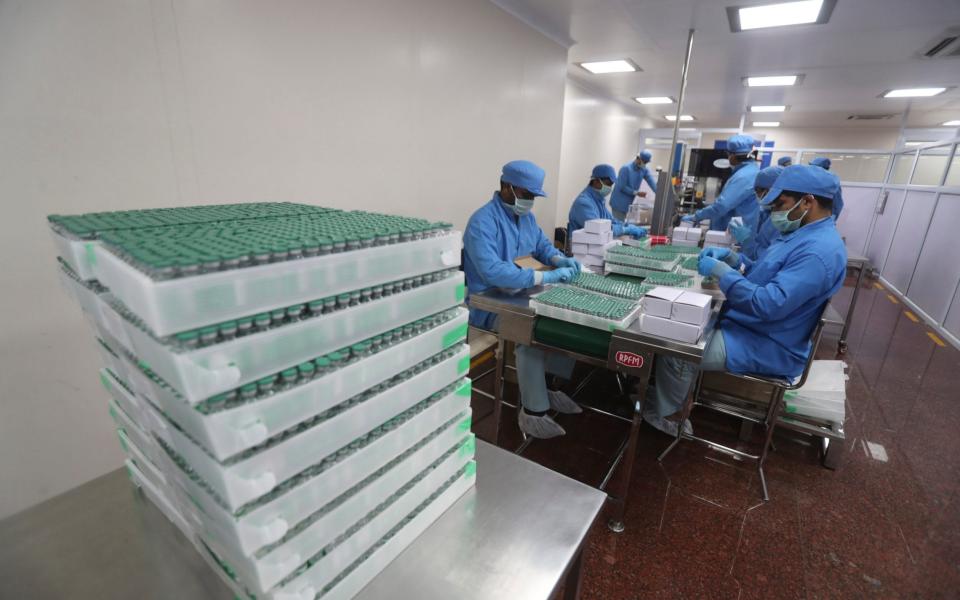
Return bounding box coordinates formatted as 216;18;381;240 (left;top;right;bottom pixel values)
718;268;743;293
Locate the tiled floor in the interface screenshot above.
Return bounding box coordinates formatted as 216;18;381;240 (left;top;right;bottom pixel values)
469;274;960;599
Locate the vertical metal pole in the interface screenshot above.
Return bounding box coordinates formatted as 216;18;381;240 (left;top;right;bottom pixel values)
665;29;696;183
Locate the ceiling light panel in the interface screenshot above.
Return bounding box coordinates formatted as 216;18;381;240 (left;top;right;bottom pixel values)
753;121;781;127
943;120;960;126
750;105;787;112
882;87;947;98
665;115;695;121
745;75;801;87
578;59;639;74
635;97;674;104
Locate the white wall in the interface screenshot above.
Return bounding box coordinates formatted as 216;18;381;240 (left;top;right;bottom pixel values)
555;81;651;227
0;0;568;518
701;126;901;152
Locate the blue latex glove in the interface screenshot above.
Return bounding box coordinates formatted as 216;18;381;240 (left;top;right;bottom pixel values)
552;256;582;275
729;221;752;243
681;215;696;223
543;267;576;284
699;247;742;269
624;225;648;238
698;256;735;279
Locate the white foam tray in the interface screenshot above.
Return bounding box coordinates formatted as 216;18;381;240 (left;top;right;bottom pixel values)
530;294;642;332
268;451;475;600
91;232;462;337
167;384;471;557
126;308;469;461
107;394;164;470
117;425;167;489
203;424;475;594
155;347;469;511
125;458;199;541
93;272;465;403
50;229;99;281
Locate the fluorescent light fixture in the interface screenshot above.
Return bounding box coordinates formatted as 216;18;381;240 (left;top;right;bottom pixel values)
635;96;674;104
943;120;960;126
882;87;947;98
664;115;695;121
744;75;800;87
753;121;781;127
729;0;834;32
904;141;925;147
577;59;639;74
750;105;787;112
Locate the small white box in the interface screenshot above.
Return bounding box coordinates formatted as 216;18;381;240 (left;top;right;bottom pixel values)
585;219;612;234
673;238;700;247
705;230;732;245
588;244;607;256
572;243;589;255
672;291;712;326
572;229;613;245
672;226;690;240
642;286;684;318
639;314;704;344
685;227;703;241
702;241;731;249
576;253;604;267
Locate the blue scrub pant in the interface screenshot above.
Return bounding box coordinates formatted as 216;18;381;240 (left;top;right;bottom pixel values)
647;331;727;418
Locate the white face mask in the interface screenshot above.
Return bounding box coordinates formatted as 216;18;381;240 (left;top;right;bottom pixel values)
509;185;534;216
599;183;612;197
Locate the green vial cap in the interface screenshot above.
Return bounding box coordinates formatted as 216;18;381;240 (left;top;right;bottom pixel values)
298;362;315;374
175;330;199;341
199;326;218;335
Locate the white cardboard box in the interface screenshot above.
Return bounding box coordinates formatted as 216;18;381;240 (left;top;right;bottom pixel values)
685;227;703;241
639;314;704;344
672;238;700;247
585;219;612;234
672;291;712;326
705;230;732;244
572;229;613;245
587;244;608;256
575;253;604;268
672;226;691;240
642;286;684;318
703;241;731;249
572;243;589;255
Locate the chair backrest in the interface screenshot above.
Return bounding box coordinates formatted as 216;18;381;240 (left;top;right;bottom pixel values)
787;303;830;391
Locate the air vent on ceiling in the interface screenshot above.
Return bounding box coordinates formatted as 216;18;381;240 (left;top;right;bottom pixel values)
921;28;960;58
847;114;896;121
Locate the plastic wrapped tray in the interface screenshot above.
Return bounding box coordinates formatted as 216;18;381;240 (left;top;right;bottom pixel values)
91;231;462;337
567;272;651;301
530;287;641;331
604;245;680;272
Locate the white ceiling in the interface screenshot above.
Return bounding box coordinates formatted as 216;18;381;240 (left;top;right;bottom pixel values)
493;0;960;129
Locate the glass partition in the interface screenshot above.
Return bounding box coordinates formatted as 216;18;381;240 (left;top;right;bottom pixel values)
796;152;891;183
945;146;960;187
911;144;952;185
889;153;915;185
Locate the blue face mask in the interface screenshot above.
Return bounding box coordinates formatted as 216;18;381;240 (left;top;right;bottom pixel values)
599;183;612;197
513;198;534;216
770;199;807;233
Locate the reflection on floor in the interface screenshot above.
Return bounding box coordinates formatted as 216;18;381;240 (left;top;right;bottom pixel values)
469;274;960;599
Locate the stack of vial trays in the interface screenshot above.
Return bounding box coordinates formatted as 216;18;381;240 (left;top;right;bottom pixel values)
51;203;477;600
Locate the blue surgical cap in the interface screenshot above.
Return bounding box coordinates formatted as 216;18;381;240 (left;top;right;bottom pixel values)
755;165;784;190
501;160;548;197
638;150;653;162
810;156;832;170
777;156;792;167
761;165;840;206
726;134;756;155
591;164;617;181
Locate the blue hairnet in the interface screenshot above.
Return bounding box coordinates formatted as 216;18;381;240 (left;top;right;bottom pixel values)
761;165;840;206
726;134;756;155
810;156;832;170
638;150;653;162
755;165;784;190
591;164;617;181
777;156;792;167
501;160;548;197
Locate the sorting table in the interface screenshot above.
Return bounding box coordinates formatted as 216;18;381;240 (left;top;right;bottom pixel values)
0;441;605;600
470;286;722;532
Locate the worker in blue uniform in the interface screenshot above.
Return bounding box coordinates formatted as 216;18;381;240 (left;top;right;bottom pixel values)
568;164;649;237
463;160;583;439
810;157;844;218
682;134;761;258
728;165;783;261
777;156;792;167
643;165;847;436
610;150;658;222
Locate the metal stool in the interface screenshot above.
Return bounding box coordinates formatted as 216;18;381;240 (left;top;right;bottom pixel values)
658;312;828;501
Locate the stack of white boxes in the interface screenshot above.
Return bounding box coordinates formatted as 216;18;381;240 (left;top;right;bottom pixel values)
671;225;702;248
50;203;476;600
571;219;614;270
703;229;734;249
639;287;713;343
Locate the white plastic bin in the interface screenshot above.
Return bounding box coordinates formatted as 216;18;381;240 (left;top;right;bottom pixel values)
165;383;471;556
92;232;462;337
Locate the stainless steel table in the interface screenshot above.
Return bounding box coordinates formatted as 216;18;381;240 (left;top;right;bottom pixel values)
839;254;870;353
0;441;605;600
470;286;721;533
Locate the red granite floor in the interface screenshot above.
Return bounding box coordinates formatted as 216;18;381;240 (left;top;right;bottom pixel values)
469;273;960;599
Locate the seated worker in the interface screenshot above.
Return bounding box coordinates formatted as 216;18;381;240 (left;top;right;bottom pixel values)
463;160;584;439
809;157;844;218
682;134;760;258
568;164;648;238
643;165;847;436
728;165;783;261
777;156;792;167
610;150;658;222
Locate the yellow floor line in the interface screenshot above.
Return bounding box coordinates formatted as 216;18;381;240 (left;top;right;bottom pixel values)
886;294;900;305
927;332;946;348
470;350;495;369
904;311;920;323
873;282;884;290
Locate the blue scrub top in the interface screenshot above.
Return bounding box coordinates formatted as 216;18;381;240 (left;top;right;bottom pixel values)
568;186;625;236
610;162;657;214
753;210;780;260
463;193;561;329
696;161;760;235
717;216;847;378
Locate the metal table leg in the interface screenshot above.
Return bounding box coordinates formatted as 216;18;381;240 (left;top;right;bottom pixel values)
562;549;585;600
839;263;866;352
491;337;506;446
606;395;643;533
